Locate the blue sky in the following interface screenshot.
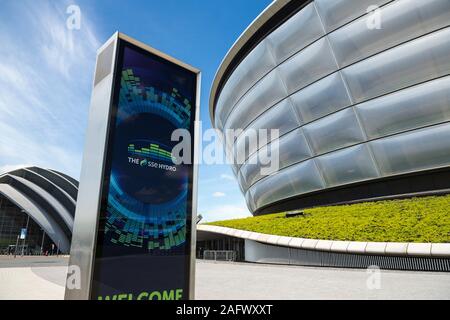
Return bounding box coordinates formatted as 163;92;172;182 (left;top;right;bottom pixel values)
0;0;271;222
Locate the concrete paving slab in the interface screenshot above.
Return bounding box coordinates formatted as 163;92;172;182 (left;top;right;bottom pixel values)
1;257;449;300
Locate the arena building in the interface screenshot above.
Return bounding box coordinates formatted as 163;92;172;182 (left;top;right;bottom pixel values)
209;0;450;215
0;167;77;254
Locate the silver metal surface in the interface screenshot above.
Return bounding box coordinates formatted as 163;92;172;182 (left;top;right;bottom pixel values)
0;184;71;253
210;0;450;213
28;167;78;200
65;32;119;300
0;167;77;253
209;0;297;124
189;72;201;300
7;175;73;231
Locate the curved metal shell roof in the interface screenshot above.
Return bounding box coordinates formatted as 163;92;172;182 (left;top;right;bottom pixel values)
0;167;78;253
209;0;309;124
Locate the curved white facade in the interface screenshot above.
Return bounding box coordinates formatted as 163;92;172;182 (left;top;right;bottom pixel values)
0;167;78;253
210;0;450;214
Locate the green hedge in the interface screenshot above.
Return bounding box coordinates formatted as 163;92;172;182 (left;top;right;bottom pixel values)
207;195;450;243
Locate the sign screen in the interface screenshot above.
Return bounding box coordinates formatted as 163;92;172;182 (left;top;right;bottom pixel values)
90;39;197;300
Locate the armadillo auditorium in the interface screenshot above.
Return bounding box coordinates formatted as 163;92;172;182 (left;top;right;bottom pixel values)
0;167;77;255
209;0;450;216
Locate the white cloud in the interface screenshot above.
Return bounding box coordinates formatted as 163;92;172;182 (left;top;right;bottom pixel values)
220;174;235;181
201;204;251;222
0;164;35;175
0;1;99;180
35;2;100;79
212;191;226;197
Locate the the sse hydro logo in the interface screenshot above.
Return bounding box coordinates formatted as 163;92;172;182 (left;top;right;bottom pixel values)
111;112;187;205
127;140;177;172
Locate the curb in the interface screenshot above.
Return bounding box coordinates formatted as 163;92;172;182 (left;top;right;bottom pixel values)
197;225;450;258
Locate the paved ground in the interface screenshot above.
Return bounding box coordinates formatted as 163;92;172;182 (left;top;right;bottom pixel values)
196;261;450;300
0;256;449;299
0;255;69;268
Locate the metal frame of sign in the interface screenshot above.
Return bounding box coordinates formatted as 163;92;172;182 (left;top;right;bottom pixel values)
65;32;200;300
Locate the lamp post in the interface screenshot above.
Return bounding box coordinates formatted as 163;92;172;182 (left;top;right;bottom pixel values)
14;235;19;258
21;211;29;257
40;229;45;256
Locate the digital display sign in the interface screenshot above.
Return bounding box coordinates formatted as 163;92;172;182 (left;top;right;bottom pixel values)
90;39;198;300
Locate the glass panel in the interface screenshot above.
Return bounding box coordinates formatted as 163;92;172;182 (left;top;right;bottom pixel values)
316;144;380;187
342;27;450;103
224;69;288;132
302;108;365;155
234;98;299;165
222;133;234;156
267;3;325;63
329;0;450;67
370;123;450;176
240;129;312;188
0;197;49;255
231;162;239;176
234;128;259;168
248;187;257;210
245;191;255;213
251;160;324;210
222;134;236;168
215;67;246;130
215;39;276;128
278;37;338;95
290;72;352;123
355;76;450;139
237;170;246;193
214;115;223;131
276;128;312;171
239;39;277;93
239;152;260;191
315;0;391;32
